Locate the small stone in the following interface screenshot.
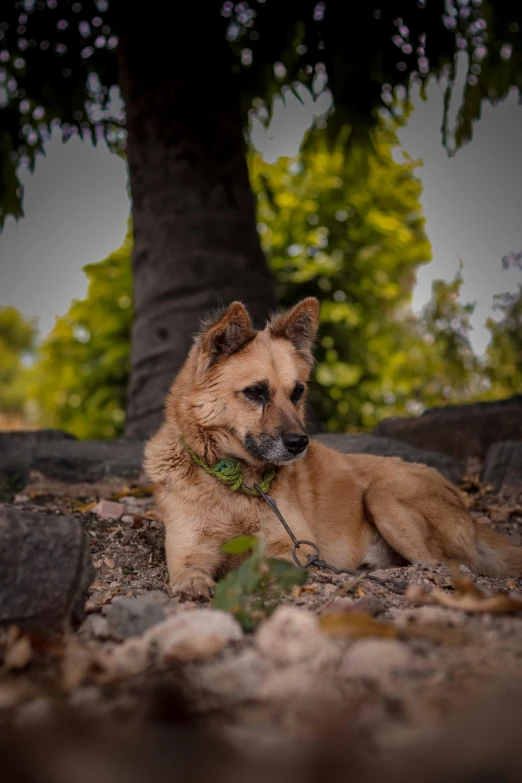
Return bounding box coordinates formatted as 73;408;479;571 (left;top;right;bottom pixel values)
13;493;29;503
255;607;327;665
105;637;150;680
196;650;266;705
145;608;243;662
341;639;413;681
104;595;166;639
92;500;126;521
78;612;110;639
121;515;134;525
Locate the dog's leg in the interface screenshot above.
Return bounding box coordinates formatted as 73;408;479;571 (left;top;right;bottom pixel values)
267;538;298;563
363;488;442;566
164;520;222;600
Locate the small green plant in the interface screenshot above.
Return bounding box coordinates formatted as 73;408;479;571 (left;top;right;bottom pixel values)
212;535;308;631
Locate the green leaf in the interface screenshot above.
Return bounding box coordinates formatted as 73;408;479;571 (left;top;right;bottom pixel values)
220;535;259;555
265;558;308;590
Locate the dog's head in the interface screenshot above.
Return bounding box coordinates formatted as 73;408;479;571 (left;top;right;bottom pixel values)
174;298;320;466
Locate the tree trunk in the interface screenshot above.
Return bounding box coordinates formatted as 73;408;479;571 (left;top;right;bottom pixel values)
114;6;275;439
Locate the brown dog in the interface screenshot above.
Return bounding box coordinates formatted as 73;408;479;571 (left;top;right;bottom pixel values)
145;298;522;598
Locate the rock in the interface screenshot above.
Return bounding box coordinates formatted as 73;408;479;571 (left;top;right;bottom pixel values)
315;433;464;484
255;606;328;665
145;609;243;662
373;395;522;461
92;499;126;521
104;595;166;639
0;429;76;447
0;504;94;634
341;638;413;681
195;650;267;705
78;613;110;640
0;431;145;488
1;428;465;487
481;441;522;501
320;595;385;617
105;637;151;680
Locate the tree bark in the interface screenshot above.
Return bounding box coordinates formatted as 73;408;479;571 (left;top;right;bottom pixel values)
114;6;275;439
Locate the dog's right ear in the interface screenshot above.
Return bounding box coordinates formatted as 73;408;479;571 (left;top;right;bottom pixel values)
198;302;256;367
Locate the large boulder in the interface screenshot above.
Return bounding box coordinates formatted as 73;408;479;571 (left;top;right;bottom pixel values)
0;428;465;489
0;430;145;495
0;504;95;634
314;433;464;484
481;441;522;502
372;395;522;461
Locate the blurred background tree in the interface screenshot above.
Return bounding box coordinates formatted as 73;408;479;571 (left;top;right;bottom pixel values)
28;228;133;439
1;1;521;437
0;306;37;427
483;252;522;398
18;128;520;438
251;118;433;430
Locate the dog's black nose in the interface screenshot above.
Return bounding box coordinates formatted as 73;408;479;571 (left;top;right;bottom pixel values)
283;433;309;455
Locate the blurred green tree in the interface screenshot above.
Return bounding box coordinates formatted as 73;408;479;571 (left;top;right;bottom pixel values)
0;306;37;417
30;130;482;437
1;1;521;437
251;121;434;430
483;253;522;398
30;228;132;439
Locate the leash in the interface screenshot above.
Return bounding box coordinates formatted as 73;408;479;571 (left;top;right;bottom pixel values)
182;439;406;595
253;484;407;596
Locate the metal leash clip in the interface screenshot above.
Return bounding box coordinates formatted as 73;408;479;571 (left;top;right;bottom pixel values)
253;484;406;596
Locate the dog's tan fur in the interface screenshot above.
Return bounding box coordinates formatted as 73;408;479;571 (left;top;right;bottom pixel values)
145;298;522;598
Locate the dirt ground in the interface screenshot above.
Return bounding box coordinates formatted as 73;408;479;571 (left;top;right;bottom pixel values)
1;465;522;765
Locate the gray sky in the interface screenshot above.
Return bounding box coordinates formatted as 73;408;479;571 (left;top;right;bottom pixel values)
0;75;521;354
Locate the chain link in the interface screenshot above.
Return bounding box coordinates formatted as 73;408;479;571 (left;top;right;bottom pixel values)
253;484;407;596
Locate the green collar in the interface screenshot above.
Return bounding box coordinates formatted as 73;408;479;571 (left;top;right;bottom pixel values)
181;439;276;496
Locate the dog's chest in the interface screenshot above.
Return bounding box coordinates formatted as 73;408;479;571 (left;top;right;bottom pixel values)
228;499;278;538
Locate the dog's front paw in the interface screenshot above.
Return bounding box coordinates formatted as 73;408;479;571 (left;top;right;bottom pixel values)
168;571;216;601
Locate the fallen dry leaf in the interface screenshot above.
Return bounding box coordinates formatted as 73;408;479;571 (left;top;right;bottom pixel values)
4;630;32;671
110;485;155;500
61;638;97;691
85;586;122;612
75;500;98;513
336;573;367;595
104;557;116;570
290;584;317;598
406;583;522;614
319;612;397;639
398;622;467;646
449;567;484;598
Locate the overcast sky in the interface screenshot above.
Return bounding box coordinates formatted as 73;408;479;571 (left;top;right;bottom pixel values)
0;74;521;354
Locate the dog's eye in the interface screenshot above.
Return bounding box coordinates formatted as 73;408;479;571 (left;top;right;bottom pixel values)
244;387;263;400
291;385;305;403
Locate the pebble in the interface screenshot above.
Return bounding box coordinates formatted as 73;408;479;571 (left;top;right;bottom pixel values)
145;608;243;662
341;638;413;681
255;606;328;665
104;595;167;639
92;500;126;521
196;650;267;704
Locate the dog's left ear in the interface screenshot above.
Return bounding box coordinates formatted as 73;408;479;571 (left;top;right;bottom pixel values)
269;297;320;365
199;302;256;366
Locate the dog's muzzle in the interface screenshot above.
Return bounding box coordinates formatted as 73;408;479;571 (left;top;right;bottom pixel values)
244;432;309;463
